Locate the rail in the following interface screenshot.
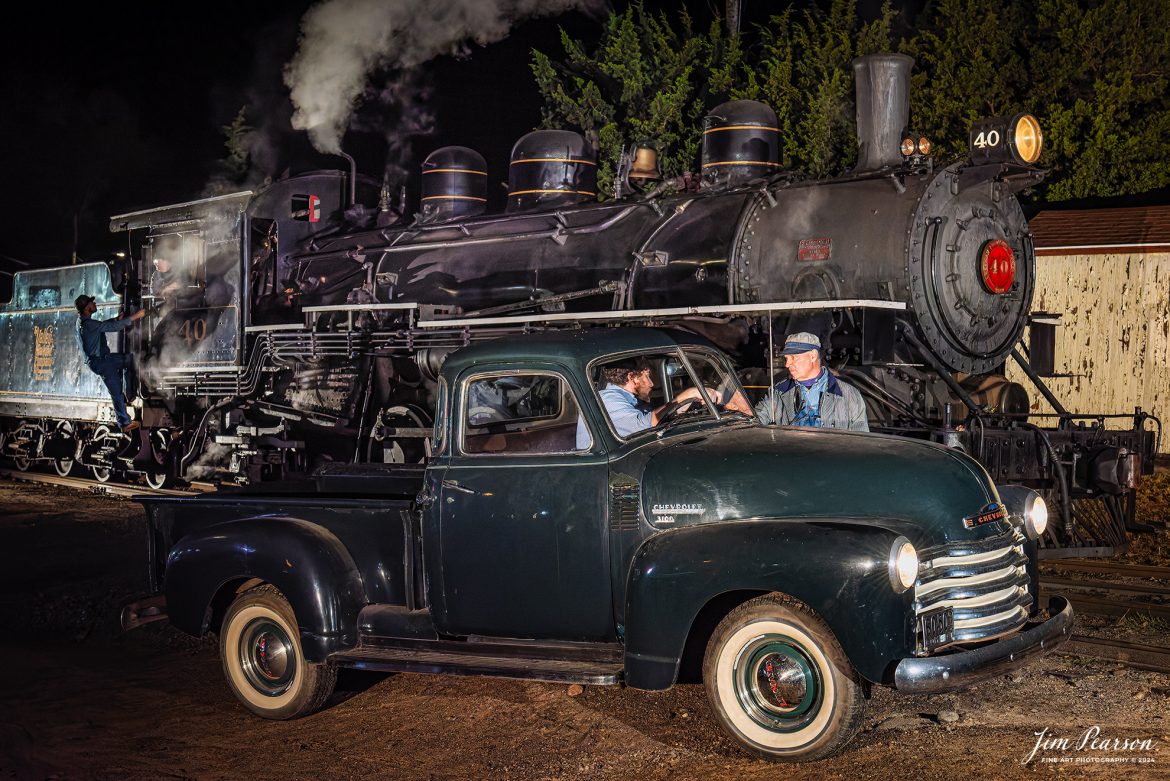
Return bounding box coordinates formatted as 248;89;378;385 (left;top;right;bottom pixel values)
0;467;206;498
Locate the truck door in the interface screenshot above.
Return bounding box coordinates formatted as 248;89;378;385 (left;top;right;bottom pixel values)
433;367;612;641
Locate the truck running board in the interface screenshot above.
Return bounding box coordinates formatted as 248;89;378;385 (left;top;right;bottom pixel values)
330;640;624;686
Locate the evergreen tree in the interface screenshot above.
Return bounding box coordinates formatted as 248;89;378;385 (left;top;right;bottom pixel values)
743;0;895;175
206;107;253;195
531;1;746;196
1030;0;1170;199
903;0;1028;162
531;0;1170;201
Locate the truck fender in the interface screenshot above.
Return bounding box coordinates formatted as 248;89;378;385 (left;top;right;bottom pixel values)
623;519;913;689
164;516;366;662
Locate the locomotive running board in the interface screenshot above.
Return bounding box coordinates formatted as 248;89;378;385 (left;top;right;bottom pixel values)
331;638;624;685
414;299;906;329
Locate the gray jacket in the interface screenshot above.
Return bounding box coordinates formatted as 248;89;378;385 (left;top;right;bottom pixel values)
754;371;869;431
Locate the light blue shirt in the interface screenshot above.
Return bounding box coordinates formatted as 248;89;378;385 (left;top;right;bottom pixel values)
575;384;653;449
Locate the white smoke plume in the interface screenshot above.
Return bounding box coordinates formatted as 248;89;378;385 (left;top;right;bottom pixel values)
184;441;232;481
284;0;600;154
349;70;437;193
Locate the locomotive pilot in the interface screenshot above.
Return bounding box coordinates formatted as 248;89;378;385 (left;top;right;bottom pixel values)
754;332;869;431
74;295;144;433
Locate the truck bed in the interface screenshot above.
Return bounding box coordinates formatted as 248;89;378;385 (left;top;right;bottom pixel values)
135;463;427;601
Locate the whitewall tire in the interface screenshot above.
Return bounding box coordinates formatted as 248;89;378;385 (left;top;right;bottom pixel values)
702;593;866;761
220;584;337;719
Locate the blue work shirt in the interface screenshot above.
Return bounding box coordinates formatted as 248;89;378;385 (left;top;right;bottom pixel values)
575;383;654;449
77;313;133;368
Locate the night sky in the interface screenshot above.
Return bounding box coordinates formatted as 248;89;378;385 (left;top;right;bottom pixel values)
0;3;600;271
0;1;896;280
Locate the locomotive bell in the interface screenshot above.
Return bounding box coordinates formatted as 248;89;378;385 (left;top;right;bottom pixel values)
419;146;488;224
701;100;781;189
628;144;662;184
506;130;597;213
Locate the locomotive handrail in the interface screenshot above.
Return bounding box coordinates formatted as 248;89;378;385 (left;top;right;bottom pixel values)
1009;348;1070;417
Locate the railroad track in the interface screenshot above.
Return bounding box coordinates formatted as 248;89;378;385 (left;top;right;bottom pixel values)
0;467;207;498
1040;556;1170;621
1041;559;1170;581
1058;635;1170;674
1040;561;1170;671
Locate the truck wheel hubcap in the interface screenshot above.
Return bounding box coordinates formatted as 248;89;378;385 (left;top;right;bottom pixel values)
239;618;296;696
735;636;822;731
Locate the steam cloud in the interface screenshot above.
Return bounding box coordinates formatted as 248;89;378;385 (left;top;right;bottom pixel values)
284;0;600;154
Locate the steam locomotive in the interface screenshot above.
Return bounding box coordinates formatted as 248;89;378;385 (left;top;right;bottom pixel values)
0;54;1157;554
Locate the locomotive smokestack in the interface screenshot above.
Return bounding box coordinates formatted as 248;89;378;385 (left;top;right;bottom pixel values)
852;53;914;173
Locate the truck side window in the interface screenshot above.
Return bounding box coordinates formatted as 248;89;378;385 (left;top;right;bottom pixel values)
462;372;590;455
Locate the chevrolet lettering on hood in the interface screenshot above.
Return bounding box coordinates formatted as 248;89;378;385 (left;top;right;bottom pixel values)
651;504;706;525
964;502;1008;529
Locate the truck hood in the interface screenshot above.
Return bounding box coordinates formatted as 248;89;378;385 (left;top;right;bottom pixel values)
638;424;1003;546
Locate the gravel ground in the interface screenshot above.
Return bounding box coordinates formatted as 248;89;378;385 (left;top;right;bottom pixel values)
0;477;1167;780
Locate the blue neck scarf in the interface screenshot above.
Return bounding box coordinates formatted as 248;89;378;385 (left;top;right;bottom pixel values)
791;368;829;427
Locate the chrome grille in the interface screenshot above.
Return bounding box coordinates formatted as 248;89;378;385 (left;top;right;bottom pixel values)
914;530;1032;650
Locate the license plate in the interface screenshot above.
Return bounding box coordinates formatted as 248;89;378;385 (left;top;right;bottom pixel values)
919;607;955;652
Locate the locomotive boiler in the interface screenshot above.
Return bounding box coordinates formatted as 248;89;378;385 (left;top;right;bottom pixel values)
0;54;1157;555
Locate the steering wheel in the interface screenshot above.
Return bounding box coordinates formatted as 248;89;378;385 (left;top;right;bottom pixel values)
657;396;702;424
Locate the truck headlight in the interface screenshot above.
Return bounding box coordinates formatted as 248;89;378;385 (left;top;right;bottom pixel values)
889;537;919;593
1024;493;1048;538
997;485;1049;540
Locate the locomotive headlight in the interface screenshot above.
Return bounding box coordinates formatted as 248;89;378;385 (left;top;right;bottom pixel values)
889;537;919;593
997;485;1049;540
900;136;917;156
1013;114;1043;164
969;112;1044;165
917;136;932;156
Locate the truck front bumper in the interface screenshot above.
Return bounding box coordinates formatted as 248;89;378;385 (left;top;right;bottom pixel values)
893;596;1074;694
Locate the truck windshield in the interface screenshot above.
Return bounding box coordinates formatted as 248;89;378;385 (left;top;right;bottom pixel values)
588;348;752;442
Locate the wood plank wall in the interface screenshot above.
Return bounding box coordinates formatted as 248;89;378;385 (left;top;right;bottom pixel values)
1005;251;1169;451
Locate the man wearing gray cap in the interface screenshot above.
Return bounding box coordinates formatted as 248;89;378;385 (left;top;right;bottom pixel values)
754;331;869;431
75;295;145;433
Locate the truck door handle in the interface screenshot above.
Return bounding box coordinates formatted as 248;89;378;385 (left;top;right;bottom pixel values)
442;479;476;495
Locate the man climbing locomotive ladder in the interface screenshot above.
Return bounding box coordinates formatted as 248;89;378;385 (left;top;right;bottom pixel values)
75;294;144;433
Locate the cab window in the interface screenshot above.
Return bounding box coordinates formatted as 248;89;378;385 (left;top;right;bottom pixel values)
461;372;590;455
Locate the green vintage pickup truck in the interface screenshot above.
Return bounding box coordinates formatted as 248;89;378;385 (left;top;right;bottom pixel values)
131;327;1072;761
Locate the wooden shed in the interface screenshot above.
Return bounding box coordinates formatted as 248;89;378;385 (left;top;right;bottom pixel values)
1007;204;1170;450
